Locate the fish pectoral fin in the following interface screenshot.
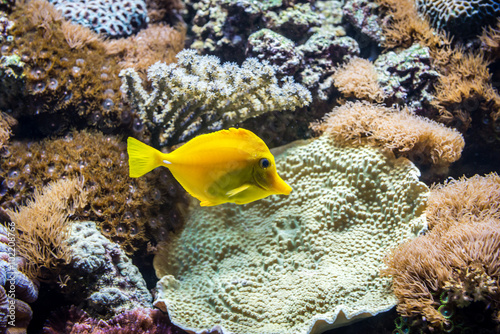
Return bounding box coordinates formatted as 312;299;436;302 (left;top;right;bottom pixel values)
226;184;251;198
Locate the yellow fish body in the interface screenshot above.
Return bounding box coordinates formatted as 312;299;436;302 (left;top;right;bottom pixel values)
127;128;292;206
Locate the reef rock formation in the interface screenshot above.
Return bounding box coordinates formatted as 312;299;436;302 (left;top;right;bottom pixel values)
61;221;152;317
153;133;429;334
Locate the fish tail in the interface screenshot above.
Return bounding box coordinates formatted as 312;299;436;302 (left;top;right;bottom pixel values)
127;137;166;178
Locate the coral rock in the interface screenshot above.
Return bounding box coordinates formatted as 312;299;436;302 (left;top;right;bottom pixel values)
63;221;152;317
153;134;428;334
246;29;302;76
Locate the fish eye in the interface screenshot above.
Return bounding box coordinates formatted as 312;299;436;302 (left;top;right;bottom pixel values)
259;158;270;169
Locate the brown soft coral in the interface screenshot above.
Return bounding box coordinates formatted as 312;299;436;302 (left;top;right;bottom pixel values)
331;57;386;103
383;173;500;332
480;18;500;58
0;131;188;255
104;23;186;75
311;101;464;170
2;0;125;132
377;0;500;139
7;178;87;281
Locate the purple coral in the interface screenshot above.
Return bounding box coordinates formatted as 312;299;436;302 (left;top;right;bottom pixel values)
43;306;188;334
0;225;39;333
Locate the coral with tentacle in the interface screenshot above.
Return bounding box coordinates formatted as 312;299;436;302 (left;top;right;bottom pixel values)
383;173;500;332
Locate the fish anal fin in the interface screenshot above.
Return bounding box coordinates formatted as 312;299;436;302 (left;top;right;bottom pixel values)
200;200;219;206
226;184;251;198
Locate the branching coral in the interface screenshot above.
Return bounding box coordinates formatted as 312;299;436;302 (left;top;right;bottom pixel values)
311;101;464;169
383;173;500;332
7;178;87;281
120;49;312;147
331;57;385;103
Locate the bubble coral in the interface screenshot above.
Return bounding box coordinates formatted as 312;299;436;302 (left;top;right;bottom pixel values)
0;131;187;255
382;173;500;331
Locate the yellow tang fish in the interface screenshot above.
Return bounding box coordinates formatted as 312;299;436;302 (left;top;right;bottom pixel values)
127;128;292;206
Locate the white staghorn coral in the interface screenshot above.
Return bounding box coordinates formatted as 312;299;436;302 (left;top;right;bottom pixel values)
120;49;312;147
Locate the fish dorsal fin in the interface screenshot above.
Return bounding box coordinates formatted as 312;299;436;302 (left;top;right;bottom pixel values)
226;184;251;197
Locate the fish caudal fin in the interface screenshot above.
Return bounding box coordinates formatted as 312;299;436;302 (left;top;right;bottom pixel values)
127;137;166;178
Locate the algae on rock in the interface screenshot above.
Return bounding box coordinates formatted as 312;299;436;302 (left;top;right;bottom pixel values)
153;134;429;334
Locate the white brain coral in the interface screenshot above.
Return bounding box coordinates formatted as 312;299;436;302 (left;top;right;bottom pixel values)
153;134;429;334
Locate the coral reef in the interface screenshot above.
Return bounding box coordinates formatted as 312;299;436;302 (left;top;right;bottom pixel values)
374;43;439;112
0;225;39;333
48;0;149;38
0;130;187;254
246;28;302;76
104;23;186;74
311;101;465;181
120;49;312;148
343;0;384;45
43;305;187;334
6;178;87;281
153;134;428;334
416;0;500;38
377;0;500;140
298;33;360;100
480;18;500;58
0;0;125;135
60;221;151;317
383;173;500;332
263;3;320;41
331;57;385;103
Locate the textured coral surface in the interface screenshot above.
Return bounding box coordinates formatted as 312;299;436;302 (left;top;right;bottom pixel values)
153;134;428;334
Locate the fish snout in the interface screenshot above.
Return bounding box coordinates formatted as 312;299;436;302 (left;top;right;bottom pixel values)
271;175;292;195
